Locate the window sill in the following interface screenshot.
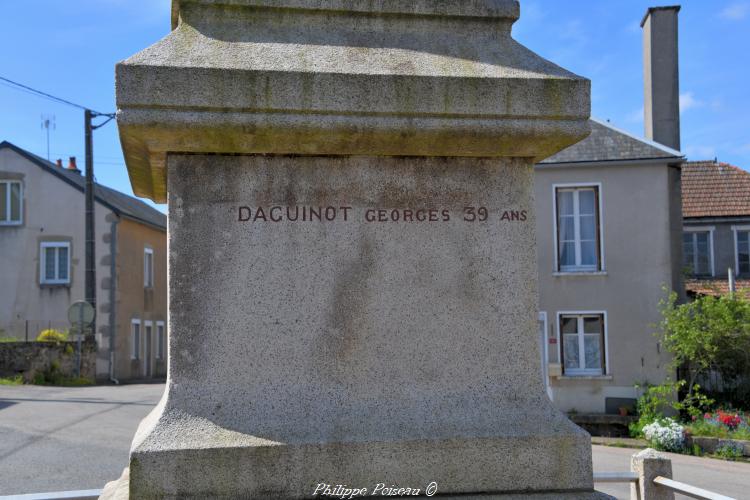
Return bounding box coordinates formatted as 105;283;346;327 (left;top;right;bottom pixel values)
553;271;608;277
555;375;613;381
39;283;71;288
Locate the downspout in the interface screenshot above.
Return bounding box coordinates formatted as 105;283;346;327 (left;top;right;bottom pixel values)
109;215;120;385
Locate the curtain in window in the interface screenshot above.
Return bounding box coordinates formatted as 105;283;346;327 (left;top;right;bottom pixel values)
578;190;597;267
558;191;575;268
561;314;604;375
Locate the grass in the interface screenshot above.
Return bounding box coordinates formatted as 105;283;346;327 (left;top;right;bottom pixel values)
31;373;94;386
0;337;21;343
0;374;94;386
0;374;24;385
686;421;750;441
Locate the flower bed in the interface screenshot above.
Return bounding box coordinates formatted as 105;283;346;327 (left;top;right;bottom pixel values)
684;410;750;458
687;410;750;441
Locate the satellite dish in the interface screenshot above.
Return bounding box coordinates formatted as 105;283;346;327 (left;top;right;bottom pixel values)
68;300;95;326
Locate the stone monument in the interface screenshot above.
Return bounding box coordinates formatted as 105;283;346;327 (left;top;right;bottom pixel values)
109;0;606;497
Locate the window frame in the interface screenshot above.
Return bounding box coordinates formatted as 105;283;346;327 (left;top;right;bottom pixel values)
156;321;165;360
39;241;71;285
131;319;141;360
0;180;23;225
556;311;608;377
732;225;750;277
144;247;154;289
683;226;715;277
552;183;604;273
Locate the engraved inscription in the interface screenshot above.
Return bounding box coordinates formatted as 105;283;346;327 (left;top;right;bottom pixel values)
237;206;527;223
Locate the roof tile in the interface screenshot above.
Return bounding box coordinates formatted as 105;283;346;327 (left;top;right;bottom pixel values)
685;278;750;300
682;161;750;218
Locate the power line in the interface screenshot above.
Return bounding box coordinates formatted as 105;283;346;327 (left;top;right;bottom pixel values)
0;75;114;117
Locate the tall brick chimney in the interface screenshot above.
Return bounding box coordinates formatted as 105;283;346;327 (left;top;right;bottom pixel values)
642;5;681;151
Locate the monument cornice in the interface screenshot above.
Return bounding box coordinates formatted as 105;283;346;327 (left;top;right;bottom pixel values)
119;0;590;202
171;0;521;28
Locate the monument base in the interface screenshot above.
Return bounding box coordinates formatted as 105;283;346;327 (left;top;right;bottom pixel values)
101;468;614;500
114;394;603;499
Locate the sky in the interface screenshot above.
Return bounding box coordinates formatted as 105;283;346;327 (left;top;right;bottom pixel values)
1;1;749;214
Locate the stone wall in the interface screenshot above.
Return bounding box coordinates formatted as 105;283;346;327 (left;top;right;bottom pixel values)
0;340;97;382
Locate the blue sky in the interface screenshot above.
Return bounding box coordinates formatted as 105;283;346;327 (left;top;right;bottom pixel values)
1;1;749;213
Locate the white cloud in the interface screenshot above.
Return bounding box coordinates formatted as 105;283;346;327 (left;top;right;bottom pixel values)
559;19;587;44
719;2;750;20
625;21;641;35
626;107;644;124
680;92;703;112
685;145;717;159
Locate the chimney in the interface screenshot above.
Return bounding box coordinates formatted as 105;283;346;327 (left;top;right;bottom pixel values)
67;156;81;174
642;5;681;151
55;159;63;168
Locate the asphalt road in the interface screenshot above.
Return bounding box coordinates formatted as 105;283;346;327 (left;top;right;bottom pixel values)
1;384;749;498
593;445;749;499
0;383;162;496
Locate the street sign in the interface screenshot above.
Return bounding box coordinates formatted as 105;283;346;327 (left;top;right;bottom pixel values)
67;301;94;378
67;301;95;326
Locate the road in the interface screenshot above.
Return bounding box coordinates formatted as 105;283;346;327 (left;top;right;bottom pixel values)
1;384;749;498
0;384;162;496
593;445;748;499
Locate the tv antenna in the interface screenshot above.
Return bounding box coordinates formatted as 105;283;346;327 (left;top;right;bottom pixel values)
41;114;56;160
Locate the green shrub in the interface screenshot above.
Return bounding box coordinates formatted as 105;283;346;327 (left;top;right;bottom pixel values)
36;329;68;342
714;443;744;460
629;380;714;438
0;374;23;385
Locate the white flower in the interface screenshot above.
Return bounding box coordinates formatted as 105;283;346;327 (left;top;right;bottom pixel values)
643;419;685;452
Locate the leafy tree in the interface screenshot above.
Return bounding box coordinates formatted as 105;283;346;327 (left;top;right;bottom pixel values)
657;290;750;406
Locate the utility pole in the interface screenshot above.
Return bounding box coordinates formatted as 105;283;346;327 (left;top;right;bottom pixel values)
84;109;96;338
83;109;116;340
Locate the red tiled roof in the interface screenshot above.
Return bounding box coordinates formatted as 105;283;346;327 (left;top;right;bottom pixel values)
685;279;750;300
682;161;750;218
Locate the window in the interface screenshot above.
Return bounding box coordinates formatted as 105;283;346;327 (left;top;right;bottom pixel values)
131;319;141;360
559;313;606;376
734;227;750;276
144;247;154;288
555;186;601;272
683;228;714;276
156;321;165;360
0;180;22;225
40;242;70;285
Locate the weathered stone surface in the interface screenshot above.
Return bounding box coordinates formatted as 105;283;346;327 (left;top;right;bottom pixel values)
114;0;593;497
631;448;674;500
100;468;129;500
123;154;595;498
117;0;590;202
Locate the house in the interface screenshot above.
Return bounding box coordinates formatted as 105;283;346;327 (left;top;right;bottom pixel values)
533;6;686;415
682;160;750;299
0;141;167;381
534;119;684;414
